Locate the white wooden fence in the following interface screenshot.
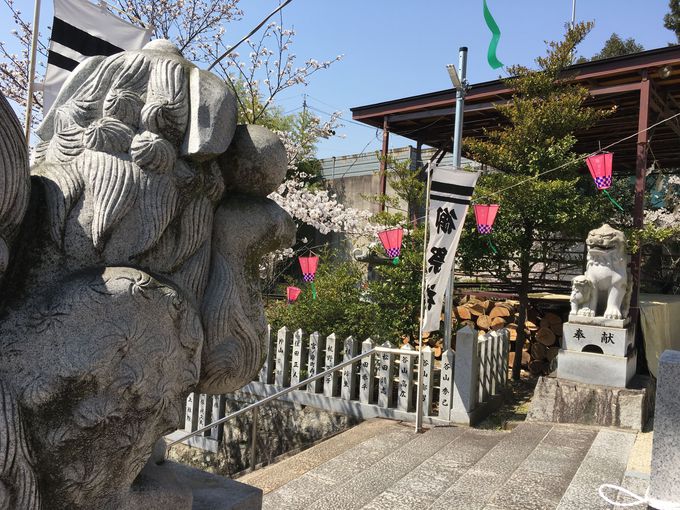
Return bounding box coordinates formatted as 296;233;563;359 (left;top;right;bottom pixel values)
179;325;509;451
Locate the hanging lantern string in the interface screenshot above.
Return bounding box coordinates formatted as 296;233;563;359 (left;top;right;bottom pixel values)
602;189;624;211
474;110;680;202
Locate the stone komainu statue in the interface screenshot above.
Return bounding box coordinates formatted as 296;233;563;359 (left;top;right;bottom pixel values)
569;224;632;321
0;40;295;509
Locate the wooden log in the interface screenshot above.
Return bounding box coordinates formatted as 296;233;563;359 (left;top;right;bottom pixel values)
536;327;556;346
490;306;511;319
525;320;539;332
477;314;492;330
530;342;547;360
480;300;492;313
545;346;560;361
468;303;485;316
540;312;564;336
528;359;546;376
490;317;507;330
456;306;472;321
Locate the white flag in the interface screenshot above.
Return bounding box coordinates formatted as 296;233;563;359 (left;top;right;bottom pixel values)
422;167;480;333
43;0;153;112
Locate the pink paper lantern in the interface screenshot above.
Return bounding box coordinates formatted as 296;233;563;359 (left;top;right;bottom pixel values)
298;255;319;282
287;286;302;303
586;152;613;190
378;227;404;258
473;204;499;234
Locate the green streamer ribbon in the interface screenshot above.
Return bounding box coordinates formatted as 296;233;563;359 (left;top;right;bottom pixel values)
483;0;504;70
602;189;625;212
487;238;498;255
392;256;400;266
311;281;317;300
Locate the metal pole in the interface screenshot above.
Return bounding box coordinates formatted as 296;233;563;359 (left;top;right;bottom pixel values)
415;159;435;433
379;117;390;212
571;0;576;27
24;0;41;140
250;408;258;472
443;46;468;350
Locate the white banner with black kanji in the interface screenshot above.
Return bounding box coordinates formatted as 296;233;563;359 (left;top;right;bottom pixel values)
422;167;480;333
43;0;153;113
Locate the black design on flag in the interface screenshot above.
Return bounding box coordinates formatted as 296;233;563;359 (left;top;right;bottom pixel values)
43;0;152;112
422;167;480;333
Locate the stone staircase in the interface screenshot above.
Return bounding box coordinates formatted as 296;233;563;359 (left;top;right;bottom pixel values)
238;419;646;510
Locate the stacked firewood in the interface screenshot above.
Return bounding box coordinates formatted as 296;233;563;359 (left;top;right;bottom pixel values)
453;296;565;376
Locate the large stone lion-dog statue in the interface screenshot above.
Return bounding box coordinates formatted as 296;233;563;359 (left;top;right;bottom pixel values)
0;39;294;509
569;224;632;320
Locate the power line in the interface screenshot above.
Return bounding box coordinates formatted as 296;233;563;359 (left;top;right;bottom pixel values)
209;0;294;70
480;110;680;201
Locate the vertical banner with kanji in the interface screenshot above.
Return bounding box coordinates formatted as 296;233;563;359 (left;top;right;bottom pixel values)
422;167;480;333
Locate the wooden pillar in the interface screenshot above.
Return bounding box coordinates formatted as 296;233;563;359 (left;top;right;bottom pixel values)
379;116;389;212
630;76;650;328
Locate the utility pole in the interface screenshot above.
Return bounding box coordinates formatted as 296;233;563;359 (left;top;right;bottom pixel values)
24;0;41;139
571;0;576;27
443;47;468;350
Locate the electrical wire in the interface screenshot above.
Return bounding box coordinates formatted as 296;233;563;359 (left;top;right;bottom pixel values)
336;129;382;179
476;110;680;201
209;0;294;70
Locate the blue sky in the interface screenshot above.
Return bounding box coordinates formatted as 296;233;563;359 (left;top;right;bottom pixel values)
7;0;676;158
251;0;676;159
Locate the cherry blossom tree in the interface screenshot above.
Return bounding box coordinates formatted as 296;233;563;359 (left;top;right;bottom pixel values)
0;0;378;268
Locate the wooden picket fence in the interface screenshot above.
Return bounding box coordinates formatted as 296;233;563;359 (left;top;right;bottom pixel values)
178;325;509;452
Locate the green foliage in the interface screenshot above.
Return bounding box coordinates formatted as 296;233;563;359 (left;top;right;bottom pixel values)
630;224;680;253
589;33;644;61
461;22;617;378
365;152;425;225
366;227;426;343
458;173;614;280
577;33;644;63
665;0;680;43
266;229;426;344
267;260;374;340
461;22;614;290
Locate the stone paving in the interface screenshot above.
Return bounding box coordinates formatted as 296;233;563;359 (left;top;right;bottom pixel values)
238;418;649;510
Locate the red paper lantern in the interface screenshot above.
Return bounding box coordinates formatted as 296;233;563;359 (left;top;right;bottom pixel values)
586;152;613;190
298;255;319;282
378;227;404;259
473;204;499;234
287;286;302;303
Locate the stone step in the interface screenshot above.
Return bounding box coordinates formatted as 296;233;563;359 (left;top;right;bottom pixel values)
427;423;553;510
239;418;400;494
555;428;637;510
261;421;417;510
361;428;506;510
305;425;469;510
481;425;599;510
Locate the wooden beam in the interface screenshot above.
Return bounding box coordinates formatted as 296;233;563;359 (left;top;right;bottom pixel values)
630;76;650;336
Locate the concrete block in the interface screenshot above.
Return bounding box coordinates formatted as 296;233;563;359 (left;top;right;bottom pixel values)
567;314;630;328
556;348;636;388
562;322;634;357
649;350;680;508
527;375;654;431
452;326;479;417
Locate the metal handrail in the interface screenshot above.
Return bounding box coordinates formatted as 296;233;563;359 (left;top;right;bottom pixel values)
166;346;423;454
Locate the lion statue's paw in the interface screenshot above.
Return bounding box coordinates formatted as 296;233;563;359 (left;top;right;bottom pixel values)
577;307;595;317
604;308;622;320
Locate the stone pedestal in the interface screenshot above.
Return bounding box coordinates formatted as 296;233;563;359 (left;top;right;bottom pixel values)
527;375;654;431
124;460;263;509
557;320;636;388
649;350;680;508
